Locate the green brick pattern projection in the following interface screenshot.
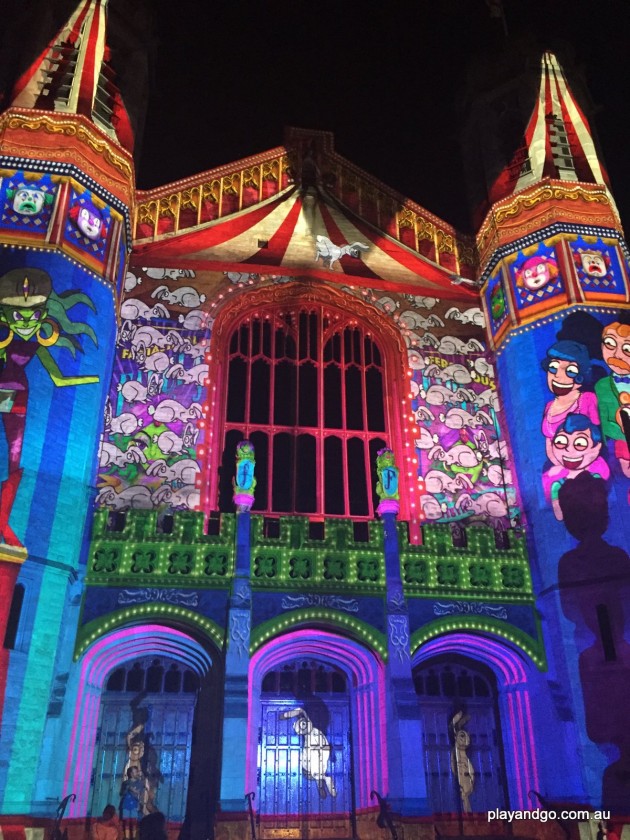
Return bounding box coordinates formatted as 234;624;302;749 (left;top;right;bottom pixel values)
87;509;235;587
400;523;532;602
2;566;68;809
87;512;532;602
250;517;385;591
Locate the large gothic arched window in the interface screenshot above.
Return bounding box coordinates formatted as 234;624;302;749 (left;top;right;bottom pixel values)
215;301;398;519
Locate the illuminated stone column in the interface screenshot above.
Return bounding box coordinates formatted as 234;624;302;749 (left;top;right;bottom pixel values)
479;181;630;807
219;443;255;812
0;124;134;811
376;449;429;814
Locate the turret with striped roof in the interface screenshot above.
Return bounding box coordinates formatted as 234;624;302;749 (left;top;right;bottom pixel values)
477;51;630;809
0;0;146;810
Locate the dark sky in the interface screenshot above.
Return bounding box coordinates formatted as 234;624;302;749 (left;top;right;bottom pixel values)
139;0;630;233
1;0;628;233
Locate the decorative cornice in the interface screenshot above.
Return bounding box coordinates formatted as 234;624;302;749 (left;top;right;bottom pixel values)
476;180;622;271
0;109;134;190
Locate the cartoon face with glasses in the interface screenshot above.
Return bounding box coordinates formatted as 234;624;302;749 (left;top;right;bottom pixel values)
543;414;609;519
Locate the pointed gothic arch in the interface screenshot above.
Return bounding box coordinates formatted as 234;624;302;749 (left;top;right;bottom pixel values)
63;624;220;817
248;628;387;812
412;632;541;811
203;280;411;520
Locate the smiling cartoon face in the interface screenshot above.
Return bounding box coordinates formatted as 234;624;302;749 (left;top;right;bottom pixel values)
77;207;103;240
0;305;47;340
602;323;630;375
546;358;581;397
12;188;47;216
550;426;601;471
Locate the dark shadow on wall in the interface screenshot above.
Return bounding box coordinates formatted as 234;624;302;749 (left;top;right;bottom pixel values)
557;472;630;813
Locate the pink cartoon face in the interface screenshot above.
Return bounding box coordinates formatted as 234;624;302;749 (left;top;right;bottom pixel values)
579;252;607;277
516;256;558;291
77;207;103;240
550;427;601;471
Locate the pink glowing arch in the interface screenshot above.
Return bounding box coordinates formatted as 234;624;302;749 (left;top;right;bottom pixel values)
412;632;540;810
62;624;215;816
248;628;387;809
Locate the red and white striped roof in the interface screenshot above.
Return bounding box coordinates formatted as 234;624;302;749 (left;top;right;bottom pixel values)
134;185;476;301
489;51;611;206
10;0;133;151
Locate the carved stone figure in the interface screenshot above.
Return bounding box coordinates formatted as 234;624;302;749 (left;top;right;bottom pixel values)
451;711;475;812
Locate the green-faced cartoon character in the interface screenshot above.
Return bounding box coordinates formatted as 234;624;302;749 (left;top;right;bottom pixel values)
0;267;99;548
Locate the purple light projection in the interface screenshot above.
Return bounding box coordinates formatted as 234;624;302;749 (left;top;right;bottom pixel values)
62;625;212;816
413;632;540;810
248;629;387;809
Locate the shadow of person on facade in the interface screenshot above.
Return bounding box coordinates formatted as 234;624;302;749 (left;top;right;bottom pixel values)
557;472;630;813
143;731;164;813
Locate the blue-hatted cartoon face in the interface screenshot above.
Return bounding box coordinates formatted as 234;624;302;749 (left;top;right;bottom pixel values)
550;424;601;472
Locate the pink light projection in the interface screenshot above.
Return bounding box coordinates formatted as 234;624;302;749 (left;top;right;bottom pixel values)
413;632;540;810
62;624;213;816
248;629;387;809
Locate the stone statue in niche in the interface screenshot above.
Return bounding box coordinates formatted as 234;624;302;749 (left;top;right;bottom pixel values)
451;711;475;812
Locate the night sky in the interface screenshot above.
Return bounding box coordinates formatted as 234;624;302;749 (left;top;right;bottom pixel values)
1;0;629;233
139;0;630;233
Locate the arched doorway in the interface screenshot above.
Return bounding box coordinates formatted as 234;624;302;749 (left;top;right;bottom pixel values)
258;659;353;839
412;632;541;811
248;629;387;840
414;656;508;814
90;656;200;821
63;623;220;833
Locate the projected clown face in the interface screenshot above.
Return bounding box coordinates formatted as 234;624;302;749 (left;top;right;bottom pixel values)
12;188;46;216
550;426;601;472
517;256;557;291
76;206;104;240
579;251;607;277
